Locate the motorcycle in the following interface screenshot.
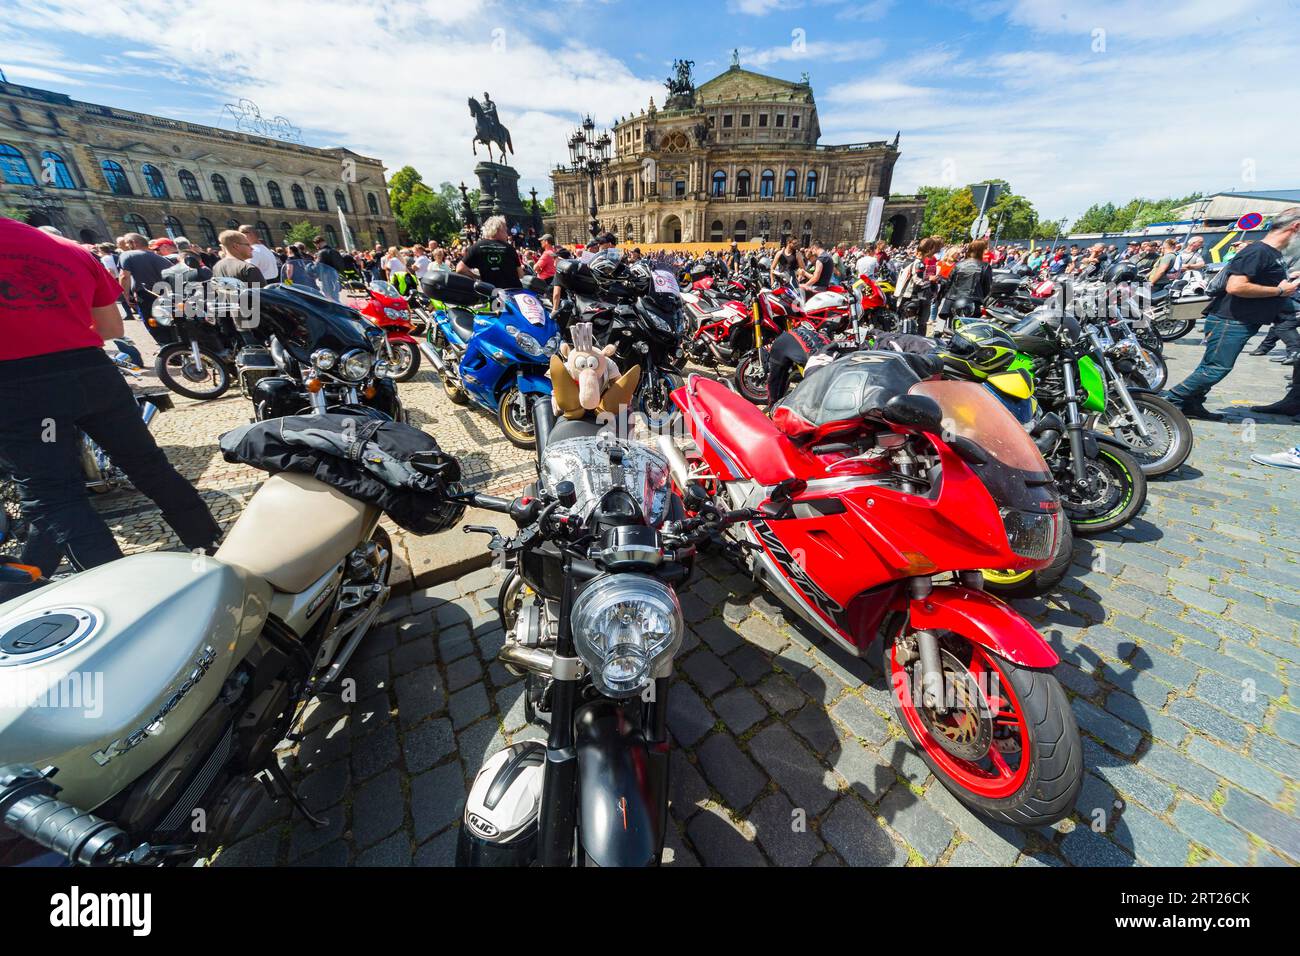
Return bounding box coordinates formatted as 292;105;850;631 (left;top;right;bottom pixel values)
420;272;560;449
0;421;464;867
149;284;245;401
671;353;1084;826
356;280;422;382
224;280;403;424
455;401;732;866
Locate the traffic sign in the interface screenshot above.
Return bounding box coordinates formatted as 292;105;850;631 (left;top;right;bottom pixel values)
970;215;990;239
1236;212;1263;231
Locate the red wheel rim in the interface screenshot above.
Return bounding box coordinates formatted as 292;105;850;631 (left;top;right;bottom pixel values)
889;638;1031;799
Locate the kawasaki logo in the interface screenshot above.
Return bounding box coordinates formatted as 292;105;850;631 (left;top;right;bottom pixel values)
91;646;216;766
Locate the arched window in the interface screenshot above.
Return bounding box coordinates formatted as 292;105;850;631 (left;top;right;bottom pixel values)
624;178;634;203
291;184;307;209
267;181;284;208
314;187;328;212
123;213;151;238
368;193;380;215
163;215;183;237
211;173;232;203
801;219;812;246
39;151;76;189
0;144;37;185
240;177;259;206
101;159;132;195
334;189;347;213
733;220;747;242
178;169;202;200
736;170;751;198
256;221;272;246
805;170;818;198
760;169;775;199
781;219;792;237
711;170;727;197
226;218;239;229
279;221;291;239
197;218;217;246
709;219;724;241
376;227;386;247
324;224;339;246
784;169;797;198
142;164;168;198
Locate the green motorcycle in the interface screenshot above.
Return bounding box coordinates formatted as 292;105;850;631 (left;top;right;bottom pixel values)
941;319;1147;540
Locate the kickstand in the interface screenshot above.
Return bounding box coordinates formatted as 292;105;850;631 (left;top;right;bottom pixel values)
263;761;329;829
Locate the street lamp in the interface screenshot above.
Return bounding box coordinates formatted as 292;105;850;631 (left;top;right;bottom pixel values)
567;114;611;239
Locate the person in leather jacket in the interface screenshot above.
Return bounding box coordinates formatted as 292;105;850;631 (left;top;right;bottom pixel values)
940;239;993;321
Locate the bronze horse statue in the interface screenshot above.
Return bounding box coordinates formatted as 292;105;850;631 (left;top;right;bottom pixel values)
468;95;513;164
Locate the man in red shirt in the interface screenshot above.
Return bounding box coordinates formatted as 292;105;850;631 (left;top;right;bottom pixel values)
534;234;558;282
0;217;220;589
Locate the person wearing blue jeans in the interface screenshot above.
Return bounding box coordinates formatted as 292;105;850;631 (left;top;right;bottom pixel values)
1163;208;1300;421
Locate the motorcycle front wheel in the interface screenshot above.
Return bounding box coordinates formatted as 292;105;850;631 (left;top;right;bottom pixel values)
1057;443;1146;536
733;349;769;405
1129;348;1168;391
982;518;1074;598
638;371;684;432
154;343;231;400
388;341;422;382
884;628;1082;828
497;385;536;449
1103;392;1192;477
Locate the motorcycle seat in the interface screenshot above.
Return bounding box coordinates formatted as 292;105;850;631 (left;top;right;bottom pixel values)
682;375;803;485
448;307;477;342
216;472;379;594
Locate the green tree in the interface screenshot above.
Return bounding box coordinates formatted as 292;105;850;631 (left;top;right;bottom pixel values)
989;191;1039;240
0;205;30;223
284;220;319;246
916;185;956;238
931;188;979;242
541;196;555;215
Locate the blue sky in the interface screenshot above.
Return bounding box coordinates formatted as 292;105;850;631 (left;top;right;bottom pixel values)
2;0;1295;221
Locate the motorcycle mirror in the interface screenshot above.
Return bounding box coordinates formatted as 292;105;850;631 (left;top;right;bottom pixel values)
683;482;711;511
880;394;943;432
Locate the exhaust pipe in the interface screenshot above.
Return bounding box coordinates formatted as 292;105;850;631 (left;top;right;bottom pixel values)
499;642;554;676
418;339;445;373
656;435;691;490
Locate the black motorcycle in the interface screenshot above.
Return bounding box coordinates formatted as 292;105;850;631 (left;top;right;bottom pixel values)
220;280;403;423
554;258;686;431
452;402;751;866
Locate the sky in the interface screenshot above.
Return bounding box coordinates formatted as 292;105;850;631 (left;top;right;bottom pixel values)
1;0;1295;223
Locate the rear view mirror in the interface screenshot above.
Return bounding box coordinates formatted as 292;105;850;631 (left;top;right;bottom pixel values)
881;394;943;432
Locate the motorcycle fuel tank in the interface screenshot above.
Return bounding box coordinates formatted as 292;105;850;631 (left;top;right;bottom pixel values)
0;552;271;812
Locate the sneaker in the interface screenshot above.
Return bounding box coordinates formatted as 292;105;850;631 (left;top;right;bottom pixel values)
1251;447;1300;470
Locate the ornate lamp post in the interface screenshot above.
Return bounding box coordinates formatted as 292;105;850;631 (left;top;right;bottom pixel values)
458;181;478;242
567;115;611;240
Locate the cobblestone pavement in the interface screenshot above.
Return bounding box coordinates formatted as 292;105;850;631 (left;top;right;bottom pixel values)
203;331;1298;867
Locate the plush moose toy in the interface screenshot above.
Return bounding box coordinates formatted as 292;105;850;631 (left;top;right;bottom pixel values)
549;322;641;420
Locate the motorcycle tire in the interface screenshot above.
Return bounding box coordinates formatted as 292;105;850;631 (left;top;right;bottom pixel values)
638;371;684;432
1153;313;1196;341
884;626;1082;828
1104;392;1192;477
497;384;536;449
1128;348;1168;391
388;341;422;382
733;349;769;405
982;517;1074;598
1059;443;1146;536
154;343;231;401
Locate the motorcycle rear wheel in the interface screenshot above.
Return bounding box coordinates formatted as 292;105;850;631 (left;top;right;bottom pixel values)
1153;313;1196;341
154;343;231;401
733;349;769;404
885;628;1082;828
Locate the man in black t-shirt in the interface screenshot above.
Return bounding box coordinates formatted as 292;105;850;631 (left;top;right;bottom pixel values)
1164;207;1300;420
800;240;835;293
457;215;524;289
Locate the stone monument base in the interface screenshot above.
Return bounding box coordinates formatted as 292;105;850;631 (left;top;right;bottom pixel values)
473;162;529;231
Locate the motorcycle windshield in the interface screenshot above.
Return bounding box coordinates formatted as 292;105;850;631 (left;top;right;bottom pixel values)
369;280;401;298
910;380;1056;514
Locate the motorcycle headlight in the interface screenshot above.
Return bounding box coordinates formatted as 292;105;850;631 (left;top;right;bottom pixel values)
545;333;562;355
312;348;338;371
1000;507;1059;562
338;349;373;381
514;332;544;357
571;575;683;698
384;308;409;321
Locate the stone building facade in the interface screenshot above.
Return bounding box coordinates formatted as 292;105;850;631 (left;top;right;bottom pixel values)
547;63;923;248
0;81;398;249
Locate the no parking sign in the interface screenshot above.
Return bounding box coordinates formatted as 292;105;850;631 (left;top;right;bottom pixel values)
1236;212;1263;231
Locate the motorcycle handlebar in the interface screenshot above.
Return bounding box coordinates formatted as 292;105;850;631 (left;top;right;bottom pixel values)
0;766;130;866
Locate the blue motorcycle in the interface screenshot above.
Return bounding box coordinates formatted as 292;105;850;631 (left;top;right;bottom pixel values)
419;272;560;447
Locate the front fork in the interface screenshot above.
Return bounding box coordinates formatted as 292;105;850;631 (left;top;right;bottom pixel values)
538;562;580;867
1060;359;1090;489
1090;335;1150;440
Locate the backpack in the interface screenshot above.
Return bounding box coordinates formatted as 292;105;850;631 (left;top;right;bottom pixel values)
1200;263;1234;315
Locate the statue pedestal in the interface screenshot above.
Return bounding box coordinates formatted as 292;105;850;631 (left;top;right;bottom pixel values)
474;162;529;230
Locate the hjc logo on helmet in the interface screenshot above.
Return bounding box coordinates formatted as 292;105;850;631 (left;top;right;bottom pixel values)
467;812;498;838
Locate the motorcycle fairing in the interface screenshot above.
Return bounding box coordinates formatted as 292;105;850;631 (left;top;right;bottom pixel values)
574;699;666;868
906;586;1059;668
515;370;553;397
674;376;803;485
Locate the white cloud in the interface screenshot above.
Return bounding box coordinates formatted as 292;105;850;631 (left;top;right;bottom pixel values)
726;0;788;14
1004;0;1275;41
743;39;883;68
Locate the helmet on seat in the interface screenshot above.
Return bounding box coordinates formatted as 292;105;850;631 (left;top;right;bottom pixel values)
772;350;940;442
940;321;1018;379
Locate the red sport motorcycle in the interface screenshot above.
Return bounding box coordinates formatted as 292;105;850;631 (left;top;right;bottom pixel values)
357;279;422;381
666;352;1083;826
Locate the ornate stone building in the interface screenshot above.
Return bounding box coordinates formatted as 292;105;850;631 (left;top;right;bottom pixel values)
547;61;923;247
0;81;398;249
